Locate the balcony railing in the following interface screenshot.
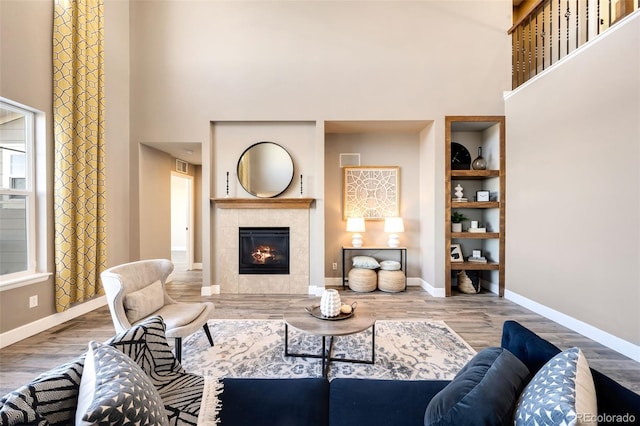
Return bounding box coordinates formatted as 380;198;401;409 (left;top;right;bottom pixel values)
510;0;638;88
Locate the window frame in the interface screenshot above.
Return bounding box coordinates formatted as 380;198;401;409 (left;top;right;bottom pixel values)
0;98;47;289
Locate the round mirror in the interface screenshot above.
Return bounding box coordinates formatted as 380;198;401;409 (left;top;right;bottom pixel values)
237;142;294;198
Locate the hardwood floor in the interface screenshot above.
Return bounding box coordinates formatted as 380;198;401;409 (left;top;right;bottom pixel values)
1;270;639;396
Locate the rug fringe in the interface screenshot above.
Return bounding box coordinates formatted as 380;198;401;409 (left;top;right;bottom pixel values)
198;375;224;425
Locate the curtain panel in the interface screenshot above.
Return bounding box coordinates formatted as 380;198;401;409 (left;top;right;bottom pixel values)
53;0;107;312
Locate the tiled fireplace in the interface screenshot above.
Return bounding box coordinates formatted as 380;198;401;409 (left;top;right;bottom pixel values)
212;199;313;294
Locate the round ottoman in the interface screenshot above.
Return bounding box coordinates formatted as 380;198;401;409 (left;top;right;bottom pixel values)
377;269;405;292
348;268;377;292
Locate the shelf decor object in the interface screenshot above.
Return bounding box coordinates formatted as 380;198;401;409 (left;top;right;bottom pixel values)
343;166;399;220
450;243;464;262
472;146;487;170
451;143;471;170
346;217;366;248
384;217;404;247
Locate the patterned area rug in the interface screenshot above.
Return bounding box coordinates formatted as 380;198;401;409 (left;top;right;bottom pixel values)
182;319;475;381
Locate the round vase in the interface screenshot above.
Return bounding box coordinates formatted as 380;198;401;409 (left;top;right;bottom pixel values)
472;147;487;170
320;289;342;317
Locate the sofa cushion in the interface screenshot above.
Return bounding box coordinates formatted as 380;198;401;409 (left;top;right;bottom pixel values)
76;341;169;426
124;279;165;323
501;320;562;376
424;347;529;426
514;347;597;426
352;256;380;269
330;379;450;426
220;378;329;426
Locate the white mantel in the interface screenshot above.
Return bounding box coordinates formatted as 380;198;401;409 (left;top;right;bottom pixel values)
212;198;315;294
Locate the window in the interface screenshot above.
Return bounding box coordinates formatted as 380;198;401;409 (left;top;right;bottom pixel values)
0;99;36;280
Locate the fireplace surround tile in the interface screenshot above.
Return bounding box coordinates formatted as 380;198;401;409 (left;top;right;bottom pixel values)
214;206;310;294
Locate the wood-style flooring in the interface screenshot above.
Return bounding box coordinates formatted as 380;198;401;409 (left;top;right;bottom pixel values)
1;269;639;396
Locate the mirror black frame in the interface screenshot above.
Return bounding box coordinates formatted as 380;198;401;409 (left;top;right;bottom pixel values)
237;141;294;198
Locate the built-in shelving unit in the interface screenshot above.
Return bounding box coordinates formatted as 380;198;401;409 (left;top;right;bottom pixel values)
445;116;505;296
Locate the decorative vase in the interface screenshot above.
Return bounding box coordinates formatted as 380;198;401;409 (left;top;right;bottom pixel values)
452;222;462;233
320;289;342;317
472;147;487;170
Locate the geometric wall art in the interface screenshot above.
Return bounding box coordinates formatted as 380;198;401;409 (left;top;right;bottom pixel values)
343;166;399;220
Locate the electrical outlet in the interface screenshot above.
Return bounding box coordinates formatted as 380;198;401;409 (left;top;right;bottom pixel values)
29;295;38;308
332;262;338;270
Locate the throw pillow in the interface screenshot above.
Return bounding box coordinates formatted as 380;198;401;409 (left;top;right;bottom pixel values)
379;260;401;271
0;389;49;426
123;279;165;323
514;347;597;426
352;256;380;269
76;341;169;426
424;347;530;426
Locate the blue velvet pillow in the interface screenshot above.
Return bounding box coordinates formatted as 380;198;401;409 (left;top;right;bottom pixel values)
424;347;529;426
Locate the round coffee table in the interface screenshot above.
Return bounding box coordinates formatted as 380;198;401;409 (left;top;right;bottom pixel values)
283;298;376;377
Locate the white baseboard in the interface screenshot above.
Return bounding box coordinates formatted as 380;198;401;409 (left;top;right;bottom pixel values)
192;262;203;270
414;278;445;297
505;289;640;362
0;295;107;349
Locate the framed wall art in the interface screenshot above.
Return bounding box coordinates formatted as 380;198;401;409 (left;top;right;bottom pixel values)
343;166;399;220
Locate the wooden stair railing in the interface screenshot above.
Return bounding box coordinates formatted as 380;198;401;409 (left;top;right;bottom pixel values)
509;0;638;89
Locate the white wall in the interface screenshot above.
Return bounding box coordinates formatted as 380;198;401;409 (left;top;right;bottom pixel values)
505;13;640;346
129;0;512;291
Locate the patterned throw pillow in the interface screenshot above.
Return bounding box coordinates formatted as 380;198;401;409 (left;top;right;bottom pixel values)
514;347;597;426
352;256;380;269
76;341;169;426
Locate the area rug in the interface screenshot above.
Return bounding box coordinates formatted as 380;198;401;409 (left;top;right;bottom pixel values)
182;319;475;381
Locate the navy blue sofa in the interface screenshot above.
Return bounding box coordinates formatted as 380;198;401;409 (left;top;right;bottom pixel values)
219;320;640;426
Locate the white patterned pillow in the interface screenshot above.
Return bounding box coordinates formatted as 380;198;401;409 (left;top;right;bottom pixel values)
514;347;597;426
76;341;169;426
352;256;380;269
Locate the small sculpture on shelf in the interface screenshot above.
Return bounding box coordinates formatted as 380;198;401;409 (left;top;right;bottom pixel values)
453;184;467;202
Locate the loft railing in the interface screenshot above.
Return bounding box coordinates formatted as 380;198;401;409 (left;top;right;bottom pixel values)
509;0;638;88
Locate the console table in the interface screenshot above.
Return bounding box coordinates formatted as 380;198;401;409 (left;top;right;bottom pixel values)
341;246;407;290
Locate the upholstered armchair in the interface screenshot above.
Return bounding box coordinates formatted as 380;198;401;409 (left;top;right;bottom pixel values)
100;259;214;362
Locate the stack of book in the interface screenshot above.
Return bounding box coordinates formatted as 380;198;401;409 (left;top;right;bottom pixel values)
468;256;487;263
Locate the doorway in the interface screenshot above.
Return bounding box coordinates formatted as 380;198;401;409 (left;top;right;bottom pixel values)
171;172;194;272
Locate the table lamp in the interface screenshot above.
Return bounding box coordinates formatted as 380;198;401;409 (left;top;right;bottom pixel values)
384;217;404;247
346;217;365;247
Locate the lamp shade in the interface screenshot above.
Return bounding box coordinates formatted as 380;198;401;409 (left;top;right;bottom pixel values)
346;217;366;233
384;217;404;233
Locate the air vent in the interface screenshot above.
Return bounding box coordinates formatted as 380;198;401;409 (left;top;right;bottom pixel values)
339;153;360;168
175;159;189;174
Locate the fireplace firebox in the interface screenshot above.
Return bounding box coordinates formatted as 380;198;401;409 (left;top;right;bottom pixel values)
239;227;290;274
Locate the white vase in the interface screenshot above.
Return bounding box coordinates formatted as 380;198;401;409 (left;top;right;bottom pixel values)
452;223;462;232
320;289;342;317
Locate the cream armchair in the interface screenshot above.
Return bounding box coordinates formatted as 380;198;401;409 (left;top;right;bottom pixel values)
100;259;214;362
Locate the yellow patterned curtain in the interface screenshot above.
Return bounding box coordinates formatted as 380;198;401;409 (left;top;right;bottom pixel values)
53;0;106;312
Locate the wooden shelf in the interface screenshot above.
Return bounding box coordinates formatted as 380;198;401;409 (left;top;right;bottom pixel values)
451;170;500;179
451;232;499;239
451;201;500;209
211;198;315;209
450;262;500;271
